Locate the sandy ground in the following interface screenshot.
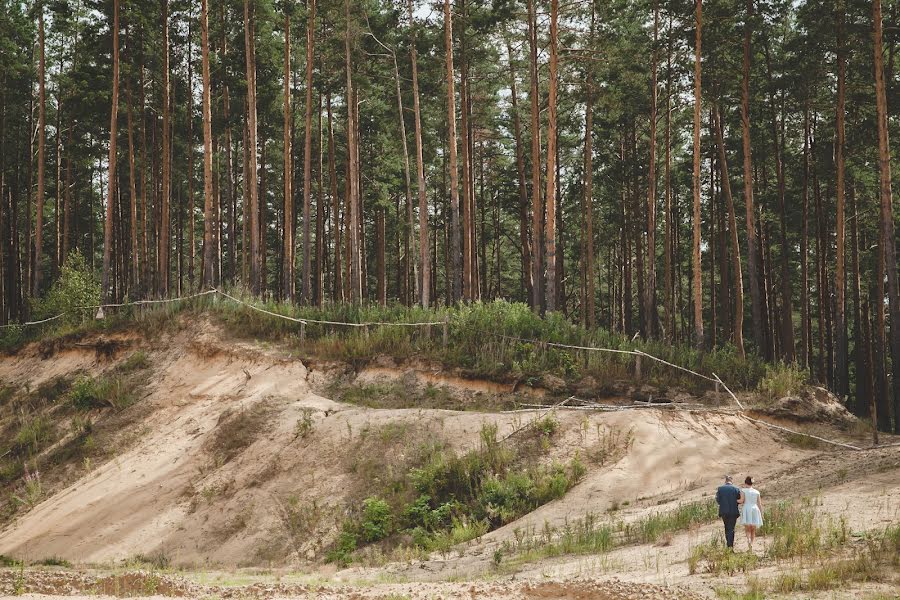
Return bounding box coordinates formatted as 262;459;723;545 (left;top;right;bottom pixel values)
1;320;898;599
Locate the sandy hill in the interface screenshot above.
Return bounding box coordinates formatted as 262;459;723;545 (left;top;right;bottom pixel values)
0;317;897;599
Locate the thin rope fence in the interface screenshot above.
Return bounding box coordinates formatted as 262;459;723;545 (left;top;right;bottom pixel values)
1;289;894;453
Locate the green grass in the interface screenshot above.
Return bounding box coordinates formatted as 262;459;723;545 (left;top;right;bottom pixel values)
622;499;718;544
326;422;586;565
4;294;778;397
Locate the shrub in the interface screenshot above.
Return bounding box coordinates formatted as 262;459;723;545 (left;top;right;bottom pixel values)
30;250;100;327
758;362;808;401
360;497;392;543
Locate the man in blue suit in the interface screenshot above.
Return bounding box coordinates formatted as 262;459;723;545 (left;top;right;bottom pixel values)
716;474;741;549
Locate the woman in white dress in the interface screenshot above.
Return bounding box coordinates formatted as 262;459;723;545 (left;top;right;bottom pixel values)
739;476;763;549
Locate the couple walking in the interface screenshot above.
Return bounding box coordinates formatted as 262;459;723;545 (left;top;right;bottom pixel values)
716;475;763;550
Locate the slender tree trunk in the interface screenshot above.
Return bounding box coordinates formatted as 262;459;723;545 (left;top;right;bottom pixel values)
315;93;324;306
507;41;532;304
62;124;73;264
327;92;342;302
851;185;869;416
300;0;317;303
283;10;294;301
582;9;595;327
832;2;848;399
408;0;429;308
713;107;745;357
158;0;170;297
243;0;260;294
740;0;764;357
644;0;660;337
201;0;217;290
691;0;704;347
126;78;140;294
346;0;362;302
376;206;385;305
101;0;120;303
664;9;674;340
800;105;811;370
874;0;900;433
443;0;462;303
33;9;46;297
544;0;559;312
527;0;543;312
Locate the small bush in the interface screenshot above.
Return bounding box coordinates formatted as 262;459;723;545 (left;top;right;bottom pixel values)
758;363;808;401
118;351;150;373
30;250;100;327
360;497;392;543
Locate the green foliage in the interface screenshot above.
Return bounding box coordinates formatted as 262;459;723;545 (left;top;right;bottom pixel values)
68;375;136;411
33;556;72;568
688;536;759;575
360;497;392;543
623;499;719;544
758;363;809;401
30;251;100;327
13;417;54;455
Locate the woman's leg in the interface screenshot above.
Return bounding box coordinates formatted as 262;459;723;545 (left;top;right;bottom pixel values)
744;525;752;547
749;525;756;544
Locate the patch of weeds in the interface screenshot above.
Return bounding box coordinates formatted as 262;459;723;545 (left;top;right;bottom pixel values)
762;499;848;560
33;556;72;568
129;550;171;570
593;425;634;466
757;362;808;401
11;466;42;509
0;554;22;567
13;416;54;454
294;407;315;439
623;499;718;544
689;536;758;575
279;496;324;555
118;350;150;373
68;375;137;411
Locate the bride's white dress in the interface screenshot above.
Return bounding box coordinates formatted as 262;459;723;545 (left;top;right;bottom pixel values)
741;487;763;527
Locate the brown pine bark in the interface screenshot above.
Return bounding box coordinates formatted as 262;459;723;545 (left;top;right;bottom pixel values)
327;93;342;302
315;93;324;306
644;0;660;338
874;0;900;433
833;4;848;399
544;0;559;312
740;0;765;357
527;0;542;312
158;0;170;297
243;0;260;294
712;107;745;357
283;11;294;301
664;9;674;339
201;0;217;290
507;41;532;304
691;0;704;347
345;0;362;302
33;9;46;297
443;0;462;303
800;105;811;369
582;9;595;328
126;65;140;294
101;0;119;303
408;0;429;308
300;0;317;303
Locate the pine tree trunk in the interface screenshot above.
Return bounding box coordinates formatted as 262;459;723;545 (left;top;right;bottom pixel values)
443;0;462;303
158;0;170;298
713;107;745;357
345;0;362;302
800;105;811;370
664;10;674;340
833;3;848;399
582;9;595;328
34;9;46;297
126;79;140;295
301;0;317;304
874;0;900;433
201;0;216;290
327;92;342;302
644;0;660;338
243;0;260;295
762;41;794;363
283;11;294;301
527;0;542;312
544;0;559;313
691;0;704;347
315;93;324;306
507;41;532;304
102;0;119;303
740;0;765;357
408;0;429;308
